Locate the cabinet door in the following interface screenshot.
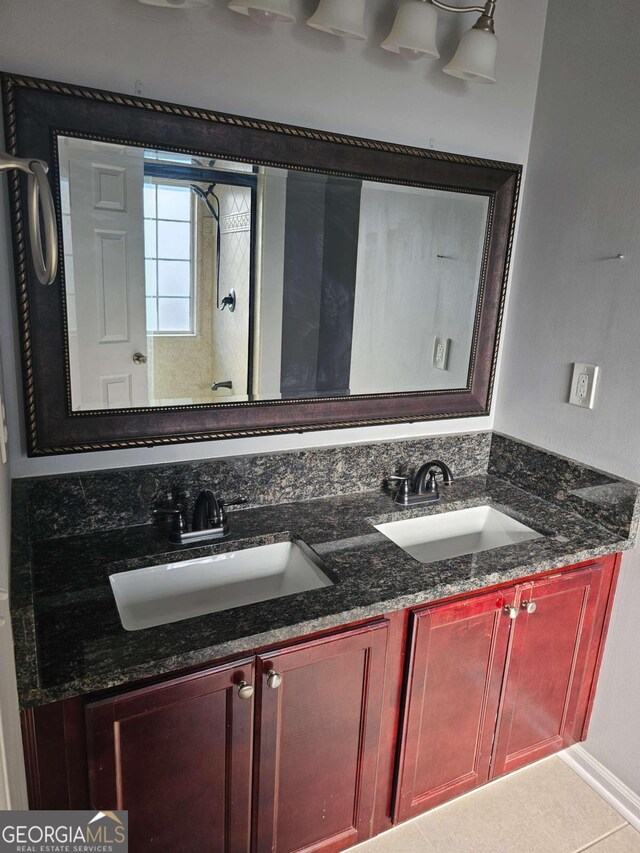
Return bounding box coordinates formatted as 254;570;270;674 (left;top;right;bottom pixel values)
86;658;255;853
253;621;389;853
395;590;514;822
491;566;603;778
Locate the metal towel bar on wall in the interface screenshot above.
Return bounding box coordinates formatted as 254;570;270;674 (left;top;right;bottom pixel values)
0;150;58;285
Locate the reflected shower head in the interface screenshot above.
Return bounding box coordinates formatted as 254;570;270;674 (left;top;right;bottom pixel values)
190;183;220;221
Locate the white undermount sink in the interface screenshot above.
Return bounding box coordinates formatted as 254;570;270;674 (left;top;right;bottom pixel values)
374;505;543;564
110;541;334;631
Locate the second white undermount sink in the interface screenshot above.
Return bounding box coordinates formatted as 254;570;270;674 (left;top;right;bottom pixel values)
110;540;334;631
374;505;543;564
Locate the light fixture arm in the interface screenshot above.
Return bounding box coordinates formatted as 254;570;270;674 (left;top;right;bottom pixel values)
428;0;496;33
429;0;494;16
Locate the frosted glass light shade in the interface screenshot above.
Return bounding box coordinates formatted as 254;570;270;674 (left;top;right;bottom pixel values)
307;0;367;40
443;27;498;83
381;1;439;61
138;0;210;6
228;0;295;23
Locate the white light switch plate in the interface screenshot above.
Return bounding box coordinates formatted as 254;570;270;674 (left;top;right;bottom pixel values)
433;337;451;370
569;363;599;409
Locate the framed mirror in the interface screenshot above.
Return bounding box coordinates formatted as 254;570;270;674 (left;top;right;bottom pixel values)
2;73;521;456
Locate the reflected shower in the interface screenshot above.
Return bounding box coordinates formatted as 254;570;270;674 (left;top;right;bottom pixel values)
191;182;222;308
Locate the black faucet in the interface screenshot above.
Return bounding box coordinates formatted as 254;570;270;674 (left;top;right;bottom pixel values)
154;489;247;544
388;460;454;507
192;489;224;531
413;460;454;494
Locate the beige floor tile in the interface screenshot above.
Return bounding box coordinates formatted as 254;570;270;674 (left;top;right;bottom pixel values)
356;823;434;852
353;756;632;853
410;771;559;853
583;826;640;852
504;757;626;850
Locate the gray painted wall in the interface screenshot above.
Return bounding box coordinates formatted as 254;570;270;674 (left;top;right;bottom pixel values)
495;0;640;796
0;0;548;477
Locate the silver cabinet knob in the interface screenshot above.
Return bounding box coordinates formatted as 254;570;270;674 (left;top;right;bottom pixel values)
132;352;148;365
521;600;537;614
237;681;254;700
266;670;282;690
504;605;519;620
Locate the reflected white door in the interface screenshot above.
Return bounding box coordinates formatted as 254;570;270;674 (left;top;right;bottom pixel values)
60;138;149;409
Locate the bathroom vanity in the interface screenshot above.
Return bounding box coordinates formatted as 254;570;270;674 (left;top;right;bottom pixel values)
11;434;639;853
23;555;618;852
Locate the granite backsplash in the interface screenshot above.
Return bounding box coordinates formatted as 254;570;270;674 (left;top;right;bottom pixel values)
489;433;640;541
17;432;491;542
13;430;640;546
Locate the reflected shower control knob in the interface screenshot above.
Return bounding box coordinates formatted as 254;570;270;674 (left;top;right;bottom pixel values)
220;289;236;312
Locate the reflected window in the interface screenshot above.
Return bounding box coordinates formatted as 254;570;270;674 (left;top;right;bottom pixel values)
144;178;194;335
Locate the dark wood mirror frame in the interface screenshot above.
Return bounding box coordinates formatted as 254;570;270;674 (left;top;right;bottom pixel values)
2;73;521;456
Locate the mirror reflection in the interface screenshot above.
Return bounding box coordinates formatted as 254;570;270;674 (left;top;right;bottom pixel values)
58;135;490;411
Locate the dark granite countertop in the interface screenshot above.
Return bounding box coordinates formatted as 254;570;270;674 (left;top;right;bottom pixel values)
11;471;638;708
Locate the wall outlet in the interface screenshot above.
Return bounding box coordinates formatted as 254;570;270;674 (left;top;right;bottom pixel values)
433;337;451;371
569;363;599;409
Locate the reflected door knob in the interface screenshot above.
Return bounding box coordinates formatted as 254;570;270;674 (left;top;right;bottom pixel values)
504;605;519;620
266;670;282;690
521;600;537;614
237;681;254;700
132;352;148;365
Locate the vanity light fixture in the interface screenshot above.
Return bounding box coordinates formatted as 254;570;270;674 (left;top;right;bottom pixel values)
381;0;440;60
382;0;498;82
227;0;295;24
145;0;498;82
307;0;367;40
441;0;498;83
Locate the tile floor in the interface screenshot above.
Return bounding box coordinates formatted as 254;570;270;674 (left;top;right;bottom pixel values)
356;756;640;852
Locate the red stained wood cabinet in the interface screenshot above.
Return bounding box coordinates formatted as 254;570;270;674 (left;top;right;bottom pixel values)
252;622;389;853
57;621;389;853
395;588;514;821
85;658;255;853
21;555;620;853
395;557;616;823
490;565;604;777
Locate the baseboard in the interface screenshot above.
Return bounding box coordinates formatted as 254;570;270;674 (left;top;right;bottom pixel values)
561;745;640;832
